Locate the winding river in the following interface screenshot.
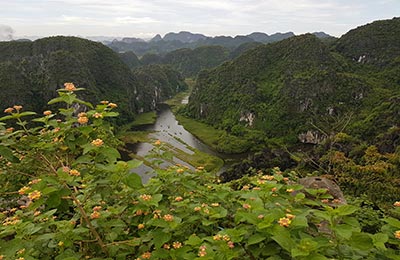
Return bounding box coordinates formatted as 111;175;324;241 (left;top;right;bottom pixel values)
126;103;246;181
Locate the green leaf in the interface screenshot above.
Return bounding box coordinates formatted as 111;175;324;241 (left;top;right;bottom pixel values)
0;115;14;121
18;111;36;117
127;159;143;169
349;232;373;251
100;147;121;162
385;217;400;229
152;231;171;248
333;205;358;216
335;224;354;239
48;96;68;105
271;227;296;252
123;173;143;189
372;233;388;251
103;112;119;117
0;145;19;162
186;234;203;246
248;233;266;245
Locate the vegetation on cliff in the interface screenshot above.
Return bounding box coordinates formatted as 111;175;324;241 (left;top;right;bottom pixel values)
0;89;399;259
0;37;187;123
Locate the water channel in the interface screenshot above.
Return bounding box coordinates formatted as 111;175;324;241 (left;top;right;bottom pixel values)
125;103;247;182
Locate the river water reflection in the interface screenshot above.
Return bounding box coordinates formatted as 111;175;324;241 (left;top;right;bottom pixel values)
126;104;246;180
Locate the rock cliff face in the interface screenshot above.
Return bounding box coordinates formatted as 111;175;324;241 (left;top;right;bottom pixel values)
298;131;327;144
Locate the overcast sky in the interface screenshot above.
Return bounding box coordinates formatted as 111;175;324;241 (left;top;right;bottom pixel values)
1;0;399;40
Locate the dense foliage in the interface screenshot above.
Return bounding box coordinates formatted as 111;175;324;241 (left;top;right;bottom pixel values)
0;37;140;120
162;46;230;78
186;18;400;145
133;65;188;111
1;89;400;259
0;37;187;123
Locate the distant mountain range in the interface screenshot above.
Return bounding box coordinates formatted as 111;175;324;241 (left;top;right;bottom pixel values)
108;31;335;56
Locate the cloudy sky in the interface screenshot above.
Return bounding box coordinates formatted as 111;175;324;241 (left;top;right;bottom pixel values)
1;0;399;40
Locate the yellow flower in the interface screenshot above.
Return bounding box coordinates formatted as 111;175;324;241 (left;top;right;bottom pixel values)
28;179;41;185
4;107;14;113
194;206;201;212
394;230;400;239
43;110;52;116
172;241;182;249
100;100;109;104
34;211;41;217
78;116;89;124
286;189;294;193
90;211;101;219
91;139;104;147
69;169;80;176
108;102;118;108
17;248;25;255
242;203;251;209
138;223;145;230
141;252;151;259
393;201;400;207
176;168;184;174
175;196;183;202
93;112;103;118
93;206;102;211
13;105;23;111
198;245;207;257
64;82;77;91
211;203;220;207
222;235;230;241
18;186;30;195
28;190;41;200
163;214;174;222
139;194;152;201
286;213;296;220
213;234;222;241
278;217;292;227
154;140;161;146
58;241;64;247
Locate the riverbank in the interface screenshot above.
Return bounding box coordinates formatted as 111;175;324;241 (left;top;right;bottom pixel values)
175;115;251;154
118;100;224;173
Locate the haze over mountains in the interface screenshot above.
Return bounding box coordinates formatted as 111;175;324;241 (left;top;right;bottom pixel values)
108;30;334;56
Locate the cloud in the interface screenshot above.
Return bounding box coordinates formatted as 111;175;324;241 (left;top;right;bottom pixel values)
2;0;400;37
0;25;14;41
114;16;159;24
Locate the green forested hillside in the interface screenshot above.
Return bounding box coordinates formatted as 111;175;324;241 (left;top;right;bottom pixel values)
163;45;230;77
335;17;400;66
0;36;186;122
186;18;400;144
133;64;187;111
118;51;141;69
185;18;400;207
187;34;371;141
0;37;141;119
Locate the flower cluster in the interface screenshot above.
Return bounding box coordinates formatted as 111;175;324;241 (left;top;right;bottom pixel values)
64;82;77;91
77;112;88;124
91;139;104;147
198;245;207;257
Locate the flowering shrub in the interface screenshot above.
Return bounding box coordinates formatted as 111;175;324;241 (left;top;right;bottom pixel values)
0;84;399;259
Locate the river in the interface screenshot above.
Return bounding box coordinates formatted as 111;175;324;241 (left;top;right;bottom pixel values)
125;103;246;181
